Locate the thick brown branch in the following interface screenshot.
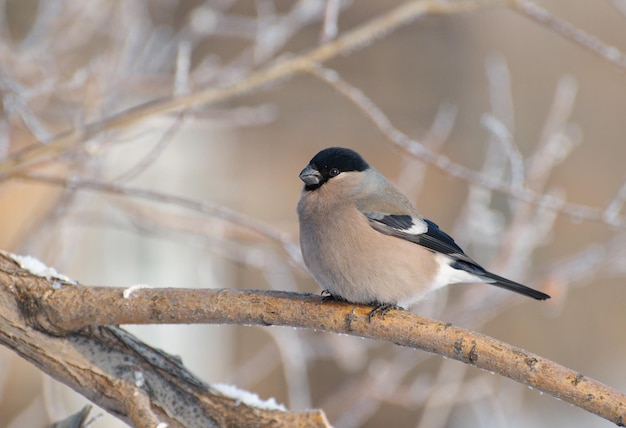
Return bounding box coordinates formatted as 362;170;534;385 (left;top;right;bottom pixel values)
0;253;329;428
1;253;624;426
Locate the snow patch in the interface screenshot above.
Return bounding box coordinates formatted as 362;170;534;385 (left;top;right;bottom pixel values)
5;252;76;284
122;283;152;298
212;383;286;411
134;370;145;388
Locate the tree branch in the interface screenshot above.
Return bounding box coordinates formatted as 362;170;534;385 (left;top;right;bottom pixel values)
0;252;329;428
1;252;624;426
14;173;299;261
511;0;626;71
0;0;482;176
304;62;626;228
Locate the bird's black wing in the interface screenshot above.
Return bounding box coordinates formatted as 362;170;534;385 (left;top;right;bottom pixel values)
363;212;550;300
363;212;478;265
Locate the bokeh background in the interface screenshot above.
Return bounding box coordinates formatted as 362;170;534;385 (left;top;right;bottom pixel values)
0;1;625;427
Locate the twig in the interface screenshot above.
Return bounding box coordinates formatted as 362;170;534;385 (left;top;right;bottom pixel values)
320;0;341;42
15;173;302;266
610;0;626;18
174;41;192;96
0;0;482;176
417;358;469;428
528;75;579;190
112;111;187;183
511;0;626;71
395;102;456;195
330;350;431;427
603;179;626;225
1;252;623;426
480;113;524;192
304;62;622;227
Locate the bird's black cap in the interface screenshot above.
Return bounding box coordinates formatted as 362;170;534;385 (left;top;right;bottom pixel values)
309;147;369;174
300;147;370;190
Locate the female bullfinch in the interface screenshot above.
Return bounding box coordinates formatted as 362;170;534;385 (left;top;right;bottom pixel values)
297;147;549;318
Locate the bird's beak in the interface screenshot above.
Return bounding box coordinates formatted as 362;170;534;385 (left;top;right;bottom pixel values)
299;165;322;186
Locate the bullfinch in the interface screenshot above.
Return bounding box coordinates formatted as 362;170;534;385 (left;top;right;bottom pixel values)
297;147;550;318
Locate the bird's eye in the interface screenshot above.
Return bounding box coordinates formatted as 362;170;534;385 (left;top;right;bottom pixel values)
329;168;340;177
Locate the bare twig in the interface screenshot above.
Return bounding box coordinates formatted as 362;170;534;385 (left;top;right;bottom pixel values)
304;62;622;227
480;113;524;192
112;111;187;183
395;102;457;195
15;173;302;266
604;179;626;225
610;0;626;18
511;0;626;71
174;41;192;96
320;0;342;42
0;0;482;176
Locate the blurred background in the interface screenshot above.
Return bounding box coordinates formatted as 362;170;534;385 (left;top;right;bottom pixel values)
0;1;625;427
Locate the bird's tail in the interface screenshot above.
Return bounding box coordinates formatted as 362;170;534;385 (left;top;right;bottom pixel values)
480;271;550;300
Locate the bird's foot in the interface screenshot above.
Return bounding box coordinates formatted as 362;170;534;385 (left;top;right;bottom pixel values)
320;290;347;303
367;302;401;322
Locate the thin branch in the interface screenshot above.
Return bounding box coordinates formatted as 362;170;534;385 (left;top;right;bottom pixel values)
112;111;187;183
5;0;620;231
603;179;626;225
304;62;625;228
1;252;623;426
488;75;578;276
480;113;525;192
610;0;626;18
511;0;626;71
320;0;341;43
329;349;431;427
174;41;192;96
0;0;482;176
395;102;457;195
528;75;579;190
14;172;303;267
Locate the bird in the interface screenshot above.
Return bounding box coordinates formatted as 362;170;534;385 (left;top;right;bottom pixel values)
297;147;550;319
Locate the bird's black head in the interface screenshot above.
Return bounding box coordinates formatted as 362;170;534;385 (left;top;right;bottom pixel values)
299;147;370;190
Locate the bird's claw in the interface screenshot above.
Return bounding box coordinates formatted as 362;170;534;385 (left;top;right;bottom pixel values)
367;303;401;322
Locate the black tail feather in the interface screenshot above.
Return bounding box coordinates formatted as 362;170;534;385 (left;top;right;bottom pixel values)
481;271;550;300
